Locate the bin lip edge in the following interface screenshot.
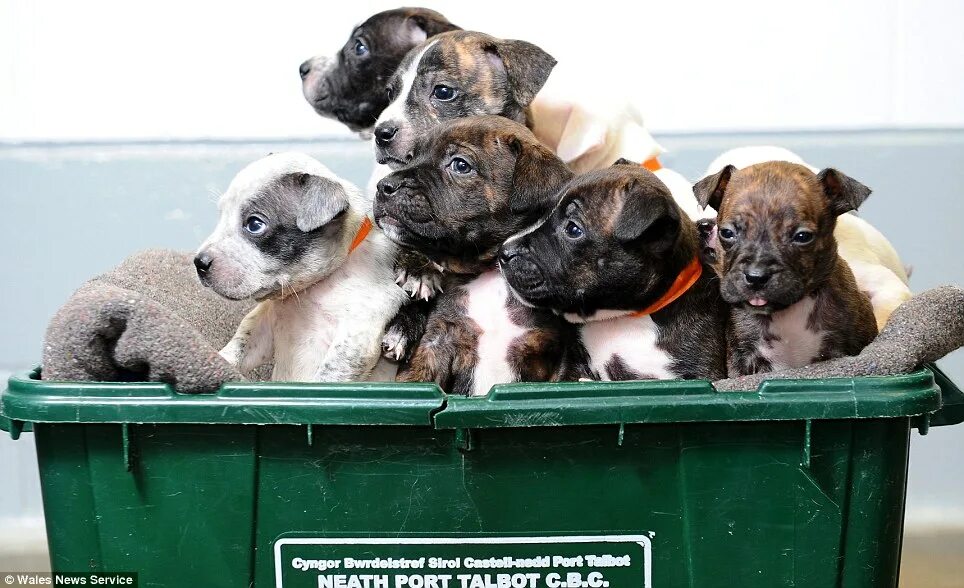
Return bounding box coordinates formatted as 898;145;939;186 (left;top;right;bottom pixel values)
1;367;947;428
1;367;448;427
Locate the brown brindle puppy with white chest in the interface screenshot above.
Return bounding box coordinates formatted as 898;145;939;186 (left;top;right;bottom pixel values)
374;116;586;395
693;161;878;376
375;116;569;274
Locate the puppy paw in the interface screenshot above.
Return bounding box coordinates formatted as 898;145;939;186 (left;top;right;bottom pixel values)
397;271;444;301
381;326;409;362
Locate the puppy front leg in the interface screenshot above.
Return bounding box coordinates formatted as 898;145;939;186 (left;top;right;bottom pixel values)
725;321;773;377
382;297;434;362
220;302;274;375
396;319;478;394
313;326;384;382
396;343;454;390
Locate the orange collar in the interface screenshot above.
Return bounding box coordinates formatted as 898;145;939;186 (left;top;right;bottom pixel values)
642;157;662;172
348;217;373;253
629;257;702;317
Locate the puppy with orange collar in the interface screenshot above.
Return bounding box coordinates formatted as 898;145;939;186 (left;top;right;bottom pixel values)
195;153;407;382
500;161;727;381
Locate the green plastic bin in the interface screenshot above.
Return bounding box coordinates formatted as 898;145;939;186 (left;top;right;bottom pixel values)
2;366;963;588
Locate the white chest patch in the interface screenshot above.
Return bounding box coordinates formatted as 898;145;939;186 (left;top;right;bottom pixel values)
757;296;827;370
463;271;527;397
271;293;338;381
580;314;676;380
267;236;403;382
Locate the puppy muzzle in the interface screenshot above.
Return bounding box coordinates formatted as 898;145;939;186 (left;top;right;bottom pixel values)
373;194;444;256
499;245;551;304
301;57;333;106
375;179;435;224
301;57;379;131
373;122;415;167
721;264;804;314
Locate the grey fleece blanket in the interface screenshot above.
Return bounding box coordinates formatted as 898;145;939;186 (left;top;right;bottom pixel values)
43;249;250;393
42;249;964;394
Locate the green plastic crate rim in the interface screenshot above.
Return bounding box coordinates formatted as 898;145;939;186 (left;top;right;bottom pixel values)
2;364;962;434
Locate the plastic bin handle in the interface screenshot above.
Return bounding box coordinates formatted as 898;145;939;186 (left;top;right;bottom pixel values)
928;363;964;427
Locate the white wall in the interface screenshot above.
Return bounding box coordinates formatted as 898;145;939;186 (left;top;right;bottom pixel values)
1;0;963;142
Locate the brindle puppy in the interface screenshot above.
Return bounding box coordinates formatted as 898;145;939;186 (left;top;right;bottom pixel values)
375;116;571;273
499;162;727;381
693;161;878;376
299;8;459;133
373;30;557;167
374;116;587;394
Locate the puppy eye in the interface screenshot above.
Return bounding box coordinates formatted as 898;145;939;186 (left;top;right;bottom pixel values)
718;227;736;241
432;85;457;101
353;39;369;56
385;86;395;102
243;215;267;235
564;221;584;240
449;157;473;175
792;230;815;244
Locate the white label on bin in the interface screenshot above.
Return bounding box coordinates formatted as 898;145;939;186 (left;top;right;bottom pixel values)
274;535;653;588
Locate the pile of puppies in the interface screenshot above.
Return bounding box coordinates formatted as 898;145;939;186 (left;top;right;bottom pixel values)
193;8;912;395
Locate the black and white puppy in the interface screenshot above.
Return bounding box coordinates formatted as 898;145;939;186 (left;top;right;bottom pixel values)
500;162;728;381
299;7;459;133
195;153;407;381
374;116;587;394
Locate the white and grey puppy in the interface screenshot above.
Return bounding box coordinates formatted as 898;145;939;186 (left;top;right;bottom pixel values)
194;152;406;382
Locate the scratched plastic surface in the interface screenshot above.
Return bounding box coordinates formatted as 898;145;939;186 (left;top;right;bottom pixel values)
1;366;962;587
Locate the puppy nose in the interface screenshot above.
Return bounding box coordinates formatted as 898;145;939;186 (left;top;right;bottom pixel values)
377;177;399;196
498;247;516;266
743;269;771;287
299;60;312;80
374;124;398;147
696;218;716;236
194;253;213;276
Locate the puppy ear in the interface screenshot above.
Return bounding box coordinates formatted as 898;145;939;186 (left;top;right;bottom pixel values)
509;137;572;215
405;9;460;44
614;180;681;253
692;164;735;212
487;40;557;106
816;168;872;215
295;173;349;232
